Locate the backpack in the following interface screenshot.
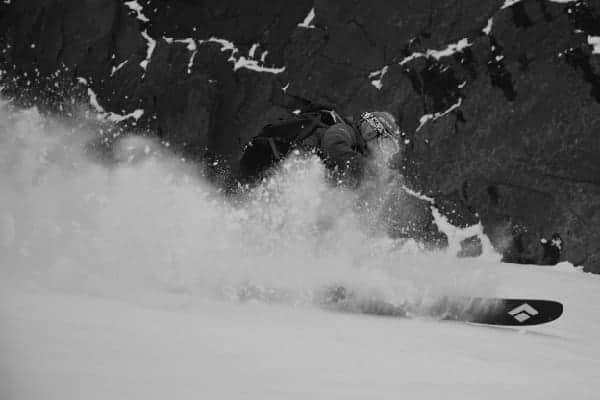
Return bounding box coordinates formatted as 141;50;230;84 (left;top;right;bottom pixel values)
238;109;346;180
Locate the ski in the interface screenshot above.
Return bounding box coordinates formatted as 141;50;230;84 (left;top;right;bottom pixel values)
436;297;563;326
319;287;563;326
228;284;564;326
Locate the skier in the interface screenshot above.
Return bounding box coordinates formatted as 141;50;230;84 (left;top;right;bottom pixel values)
238;110;402;187
316;110;402;186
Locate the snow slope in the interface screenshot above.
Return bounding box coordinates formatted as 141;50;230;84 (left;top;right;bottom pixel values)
1;100;599;399
2;262;599;400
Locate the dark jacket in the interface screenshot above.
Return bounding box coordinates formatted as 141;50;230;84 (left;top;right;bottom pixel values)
238;118;368;186
302;121;368;186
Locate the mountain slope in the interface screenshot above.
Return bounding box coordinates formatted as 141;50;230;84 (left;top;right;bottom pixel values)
1;261;598;400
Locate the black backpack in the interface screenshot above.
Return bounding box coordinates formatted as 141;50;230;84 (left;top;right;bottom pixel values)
238;109;345;180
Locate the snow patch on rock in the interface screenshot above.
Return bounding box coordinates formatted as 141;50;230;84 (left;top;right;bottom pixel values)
483;18;493;35
187;51;197;74
163;37;198;73
249;43;259;58
111;60;129;77
82;83;144;123
401;184;498;260
298;8;316;29
260;50;269;63
86;87;105;113
501;0;522;9
587;36;600;54
140;30;156;71
400;185;434;204
104;109;145;123
163;36;285;74
502;0;576;9
417;98;463;131
431;208;498;261
124;0;150;23
369;66;389;90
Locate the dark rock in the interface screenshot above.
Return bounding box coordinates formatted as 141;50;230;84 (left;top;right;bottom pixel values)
1;0;600;272
540;233;563;265
458;236;483;258
384;186;449;250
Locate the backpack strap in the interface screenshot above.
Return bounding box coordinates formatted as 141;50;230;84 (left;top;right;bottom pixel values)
267;137;283;159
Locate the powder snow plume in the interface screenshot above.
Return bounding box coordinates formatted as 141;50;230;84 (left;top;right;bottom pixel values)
0;99;499;313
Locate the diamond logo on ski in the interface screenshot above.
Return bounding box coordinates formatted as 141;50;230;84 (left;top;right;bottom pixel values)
508;303;539;323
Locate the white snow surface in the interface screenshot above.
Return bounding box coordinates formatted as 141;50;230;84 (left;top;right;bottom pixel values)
1;99;599;399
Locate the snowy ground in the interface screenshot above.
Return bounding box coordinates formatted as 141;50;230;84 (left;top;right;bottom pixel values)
1;100;600;399
2;262;599;400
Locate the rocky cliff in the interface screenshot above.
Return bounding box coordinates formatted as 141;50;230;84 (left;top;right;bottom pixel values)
1;0;599;272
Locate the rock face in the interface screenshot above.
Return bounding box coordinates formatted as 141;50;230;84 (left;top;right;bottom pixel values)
1;0;599;272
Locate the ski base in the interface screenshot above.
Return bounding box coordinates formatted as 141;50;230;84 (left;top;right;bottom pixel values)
320;288;563;326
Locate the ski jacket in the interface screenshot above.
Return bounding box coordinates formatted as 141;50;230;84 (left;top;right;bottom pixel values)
303;122;368;186
238;111;369;187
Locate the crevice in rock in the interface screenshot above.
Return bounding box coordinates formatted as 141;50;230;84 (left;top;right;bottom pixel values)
56;3;66;66
563;47;600;103
461;180;470;203
517;52;533;72
511;2;533;29
422;0;435;39
279;92;338;112
497;180;550;198
454;109;466;125
540;172;600;186
487;36;516;101
109;0;122;69
536;0;553;22
487;185;500;205
455;47;478;79
347;18;376;47
317;53;370;73
561;1;600;103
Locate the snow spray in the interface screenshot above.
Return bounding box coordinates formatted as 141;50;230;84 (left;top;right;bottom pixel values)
0;99;499;313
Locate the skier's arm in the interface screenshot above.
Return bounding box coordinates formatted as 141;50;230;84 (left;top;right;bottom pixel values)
321;124;365;185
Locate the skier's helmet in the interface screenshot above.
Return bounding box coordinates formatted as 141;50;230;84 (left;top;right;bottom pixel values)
359;111;401;142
